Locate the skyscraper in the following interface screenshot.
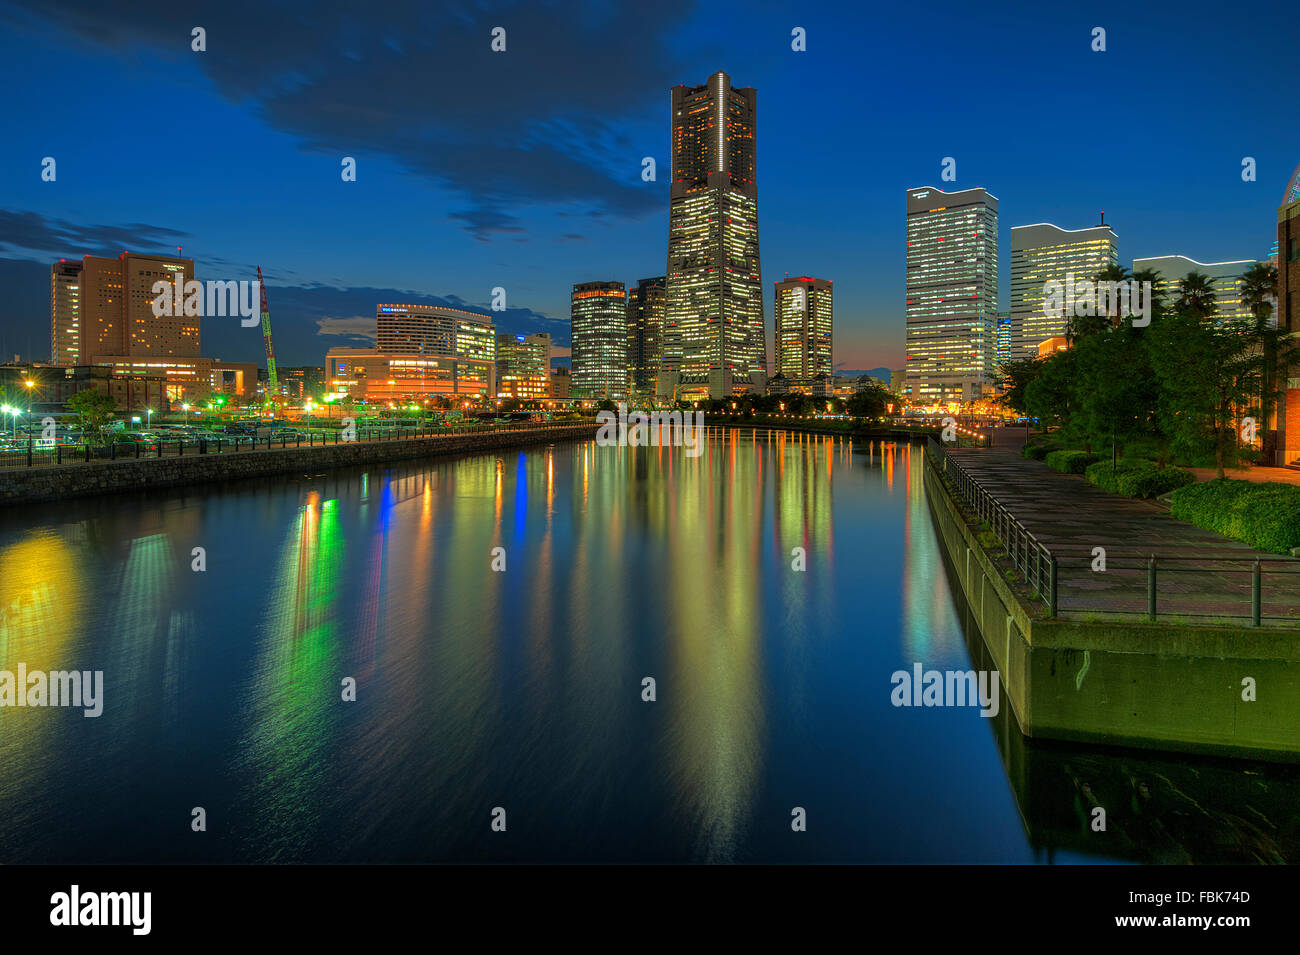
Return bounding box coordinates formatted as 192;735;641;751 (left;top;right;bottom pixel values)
995;310;1011;368
662;71;765;400
1131;255;1259;324
571;281;627;398
774;276;833;382
496;332;551;399
50;259;82;364
905;186;998;406
626;276;666;394
1010;223;1118;360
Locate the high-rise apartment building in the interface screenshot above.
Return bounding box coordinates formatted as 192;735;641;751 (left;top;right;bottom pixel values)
626;277;666;394
1131;255;1258;324
50;259;82;364
905;186;998;406
773;276;833;382
571;281;627;398
1009;223;1117;360
496;332;551;399
662;71;765;400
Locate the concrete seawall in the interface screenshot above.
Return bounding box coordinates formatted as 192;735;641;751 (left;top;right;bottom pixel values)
0;424;599;507
922;447;1300;762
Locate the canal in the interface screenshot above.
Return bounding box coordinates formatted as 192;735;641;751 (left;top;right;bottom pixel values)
0;430;1295;862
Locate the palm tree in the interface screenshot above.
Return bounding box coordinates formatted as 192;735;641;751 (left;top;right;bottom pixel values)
1240;262;1278;322
1130;267;1167;318
1176;271;1219;319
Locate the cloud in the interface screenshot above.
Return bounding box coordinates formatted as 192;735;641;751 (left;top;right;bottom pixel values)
0;209;187;257
5;0;693;237
315;316;377;342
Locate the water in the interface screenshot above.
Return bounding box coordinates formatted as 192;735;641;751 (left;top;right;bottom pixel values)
0;430;1295;863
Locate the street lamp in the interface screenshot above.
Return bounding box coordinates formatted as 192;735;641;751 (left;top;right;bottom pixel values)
145;408;153;431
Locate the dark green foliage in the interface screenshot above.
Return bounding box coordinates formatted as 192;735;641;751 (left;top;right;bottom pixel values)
1084;458;1196;498
1169;480;1300;554
1044;449;1101;473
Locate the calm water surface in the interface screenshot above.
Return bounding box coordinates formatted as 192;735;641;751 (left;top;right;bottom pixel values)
0;430;1295;863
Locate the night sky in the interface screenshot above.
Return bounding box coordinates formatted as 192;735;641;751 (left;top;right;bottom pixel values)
0;0;1294;373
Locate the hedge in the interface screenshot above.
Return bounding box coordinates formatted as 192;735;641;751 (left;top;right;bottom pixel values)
1085;458;1196;498
1044;449;1101;474
1169;479;1300;554
1021;439;1062;461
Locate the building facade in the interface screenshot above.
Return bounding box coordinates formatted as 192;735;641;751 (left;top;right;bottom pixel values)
1131;255;1258;324
662;71;766;400
905;186;999;406
571;281;627;398
50;260;82;365
773;276;833;386
1278;176;1300;466
1010;223;1117;361
496;333;551;399
626;277;666;394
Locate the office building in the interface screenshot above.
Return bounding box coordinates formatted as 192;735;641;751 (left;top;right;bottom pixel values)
774;276;833;386
626;277;666;393
1010;223;1117;360
496;332;551;399
662;71;765;399
905;186;998;406
571;281;627;398
1131;254;1258;324
549;366;572;399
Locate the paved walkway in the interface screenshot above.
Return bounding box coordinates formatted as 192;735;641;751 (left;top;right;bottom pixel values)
944;446;1300;626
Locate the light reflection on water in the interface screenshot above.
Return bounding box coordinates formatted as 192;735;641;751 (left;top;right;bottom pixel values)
0;431;1294;863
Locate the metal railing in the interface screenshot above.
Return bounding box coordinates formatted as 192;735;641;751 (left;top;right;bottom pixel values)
925;436;1057;614
0;420;594;470
924;436;1300;627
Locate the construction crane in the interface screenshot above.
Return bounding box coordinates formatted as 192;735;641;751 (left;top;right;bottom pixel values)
256;266;278;405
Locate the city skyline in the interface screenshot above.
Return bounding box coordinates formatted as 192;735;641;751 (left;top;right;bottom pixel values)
0;1;1295;374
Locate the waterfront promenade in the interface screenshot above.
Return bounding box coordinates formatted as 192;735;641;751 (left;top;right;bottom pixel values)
945;444;1300;626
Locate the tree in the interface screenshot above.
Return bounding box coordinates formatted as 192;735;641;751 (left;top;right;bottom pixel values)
846;383;891;419
994;357;1043;416
67;389;117;444
1240;262;1278;322
1024;350;1076;435
1072;319;1157;468
1148;310;1266;478
1176;271;1219;320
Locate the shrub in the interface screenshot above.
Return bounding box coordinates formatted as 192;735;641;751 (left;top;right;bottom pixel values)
1169;479;1300;554
1118;466;1195;498
1044;449;1101;474
1021;437;1061;460
1085;458;1196;498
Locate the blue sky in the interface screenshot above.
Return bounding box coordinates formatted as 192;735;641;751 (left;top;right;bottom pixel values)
0;0;1295;372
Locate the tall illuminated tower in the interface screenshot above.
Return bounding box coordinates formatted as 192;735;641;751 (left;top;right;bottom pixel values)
661;71;765;400
905;186;998;406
